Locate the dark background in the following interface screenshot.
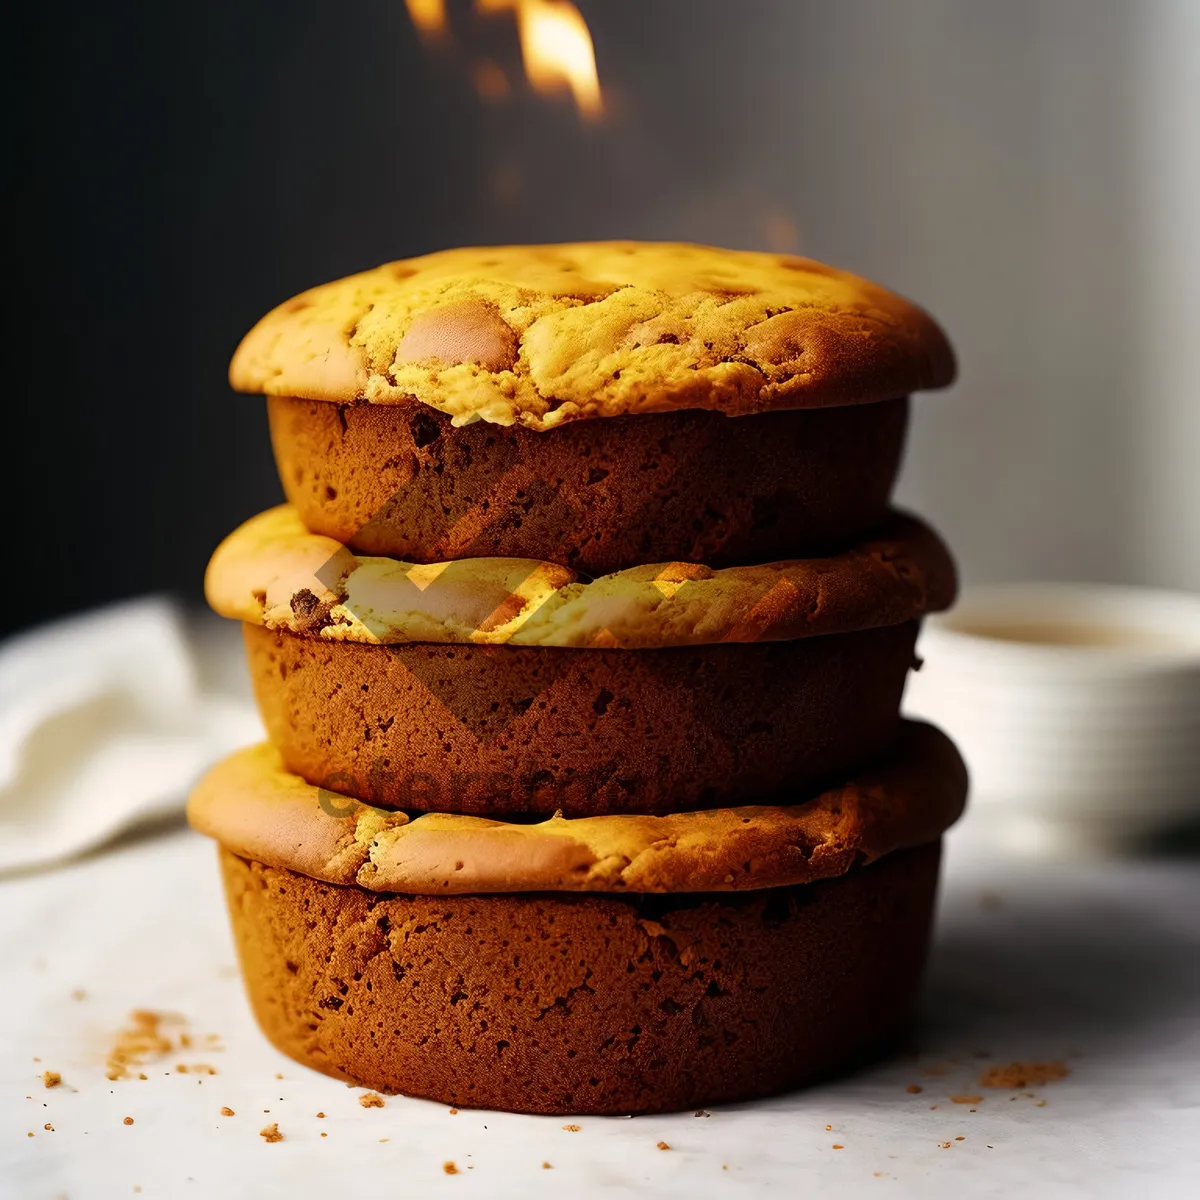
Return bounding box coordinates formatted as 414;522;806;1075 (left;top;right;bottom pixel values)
12;0;800;637
10;1;1193;640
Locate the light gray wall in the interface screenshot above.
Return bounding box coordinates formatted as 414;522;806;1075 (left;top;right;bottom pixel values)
1136;0;1200;591
536;0;1195;589
680;0;1149;587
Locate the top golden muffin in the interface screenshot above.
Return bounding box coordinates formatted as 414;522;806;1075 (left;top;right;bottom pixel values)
230;242;955;430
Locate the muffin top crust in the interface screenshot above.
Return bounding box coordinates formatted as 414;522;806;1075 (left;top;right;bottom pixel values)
229;242;955;430
188;722;966;895
204;505;956;649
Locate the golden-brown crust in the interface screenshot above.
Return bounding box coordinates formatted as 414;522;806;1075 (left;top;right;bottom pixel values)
187;722;966;894
204;505;957;650
221;842;942;1113
229;242;955;430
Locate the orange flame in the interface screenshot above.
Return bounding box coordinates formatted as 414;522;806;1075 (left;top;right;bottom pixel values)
476;0;603;120
405;0;447;41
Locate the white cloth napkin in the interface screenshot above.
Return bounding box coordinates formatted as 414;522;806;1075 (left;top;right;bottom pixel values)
0;597;262;875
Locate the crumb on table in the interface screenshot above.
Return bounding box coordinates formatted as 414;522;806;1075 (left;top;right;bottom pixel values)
260;1123;284;1143
980;1061;1069;1089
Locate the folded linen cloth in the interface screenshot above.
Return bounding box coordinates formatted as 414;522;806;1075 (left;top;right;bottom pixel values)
0;597;261;875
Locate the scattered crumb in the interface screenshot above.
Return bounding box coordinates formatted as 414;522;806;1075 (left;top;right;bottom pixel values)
562;1124;581;1132
71;988;87;1001
449;1108;459;1116
940;1142;952;1150
123;1117;134;1126
832;1144;844;1150
138;1074;147;1081
275;1073;283;1080
176;1064;189;1074
359;1092;386;1109
43;1071;62;1088
44;1123;53;1132
443;1162;459;1175
220;1107;235;1117
657;1141;670;1151
316;1112;326;1119
1036;1100;1048;1107
542;1162;552;1169
106;1011;187;1081
980;1062;1069;1089
33;1057;40;1063
26;1132;33;1138
260;1123;283;1143
694;1109;711;1117
722;1164;728;1171
321;1132;328;1138
906;1084;922;1094
380;1138;389;1143
956;1136;966;1141
952;1096;983;1105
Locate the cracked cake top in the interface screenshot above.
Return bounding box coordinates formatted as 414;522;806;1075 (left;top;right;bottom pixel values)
229;242;955;430
204;506;957;650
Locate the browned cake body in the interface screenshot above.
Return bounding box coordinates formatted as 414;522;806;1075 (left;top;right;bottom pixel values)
244;620;919;815
268;395;909;572
220;840;941;1115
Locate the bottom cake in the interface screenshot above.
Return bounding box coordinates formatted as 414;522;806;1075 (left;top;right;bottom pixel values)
221;842;940;1115
189;721;967;1114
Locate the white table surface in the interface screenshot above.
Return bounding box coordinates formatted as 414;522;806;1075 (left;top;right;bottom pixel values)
4;823;1199;1200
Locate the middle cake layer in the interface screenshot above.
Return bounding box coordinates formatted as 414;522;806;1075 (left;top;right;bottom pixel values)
210;504;956;817
244;620;919;815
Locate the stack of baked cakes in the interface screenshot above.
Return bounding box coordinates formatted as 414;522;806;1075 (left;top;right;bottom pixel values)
190;242;967;1116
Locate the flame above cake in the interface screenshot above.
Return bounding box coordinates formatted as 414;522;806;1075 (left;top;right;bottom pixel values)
406;0;603;120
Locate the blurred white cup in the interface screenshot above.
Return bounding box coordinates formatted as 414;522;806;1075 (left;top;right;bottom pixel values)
904;583;1200;855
